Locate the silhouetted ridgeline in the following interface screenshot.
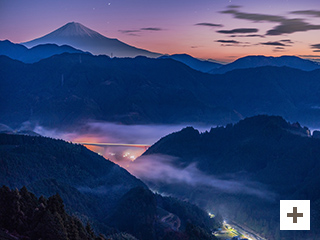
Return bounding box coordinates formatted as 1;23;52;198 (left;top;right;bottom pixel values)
3;53;320;129
0;133;219;240
0;53;238;129
139;115;320;240
0;39;87;63
209;55;320;74
159;54;222;73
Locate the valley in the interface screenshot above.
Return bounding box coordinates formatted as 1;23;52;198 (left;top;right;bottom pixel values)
18;115;319;240
2;2;320;238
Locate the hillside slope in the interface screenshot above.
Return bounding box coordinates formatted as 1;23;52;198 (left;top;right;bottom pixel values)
0;133;219;240
138;115;320;239
0;54;238;129
2;53;320;129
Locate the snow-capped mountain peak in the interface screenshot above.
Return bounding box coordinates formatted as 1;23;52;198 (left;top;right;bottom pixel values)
45;22;103;38
22;22;160;58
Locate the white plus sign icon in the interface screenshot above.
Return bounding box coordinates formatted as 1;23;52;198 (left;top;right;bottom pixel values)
280;200;310;230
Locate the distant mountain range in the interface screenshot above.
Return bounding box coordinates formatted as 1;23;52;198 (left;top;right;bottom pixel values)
159;54;320;74
159;54;222;73
22;22;160;58
209;55;320;74
138;115;320;240
0;53;239;129
0;40;87;63
2;27;320;73
2;53;320;129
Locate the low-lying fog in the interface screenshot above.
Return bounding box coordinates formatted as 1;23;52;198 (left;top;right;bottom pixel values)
34;121;211;164
34;121;275;200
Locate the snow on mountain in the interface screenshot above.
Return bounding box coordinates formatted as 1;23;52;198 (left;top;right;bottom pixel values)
22;22;160;58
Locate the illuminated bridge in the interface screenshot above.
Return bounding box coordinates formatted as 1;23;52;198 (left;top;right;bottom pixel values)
76;142;151;150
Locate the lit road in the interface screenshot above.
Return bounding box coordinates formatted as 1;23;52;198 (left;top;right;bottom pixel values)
229;221;267;240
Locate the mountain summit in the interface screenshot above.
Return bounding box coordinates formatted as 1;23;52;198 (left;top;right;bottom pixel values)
22;22;160;58
42;22;103;38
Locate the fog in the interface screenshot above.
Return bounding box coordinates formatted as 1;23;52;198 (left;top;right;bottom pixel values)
33;121;275;200
34;121;211;164
34;121;210;144
128;154;276;201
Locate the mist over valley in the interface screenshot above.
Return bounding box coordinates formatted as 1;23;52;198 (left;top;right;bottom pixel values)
2;3;320;239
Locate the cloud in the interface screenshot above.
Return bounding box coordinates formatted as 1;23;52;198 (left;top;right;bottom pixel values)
118;29;141;36
118;30;140;34
227;5;242;9
119;27;163;36
140;27;163;31
217;28;258;34
260;41;289;46
129;154;276;200
220;9;285;22
311;43;320;50
215;40;240;44
311;43;320;52
291;10;320;18
195;23;223;27
220;7;320;36
280;39;294;43
266;19;320;36
273;47;286;52
229;34;265;38
215;40;251;47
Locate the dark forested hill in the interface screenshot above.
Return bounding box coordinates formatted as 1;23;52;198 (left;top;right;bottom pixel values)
2;53;320;129
0;133;146;232
138;115;320;239
0;133;219;240
0;186;100;240
0;54;238;129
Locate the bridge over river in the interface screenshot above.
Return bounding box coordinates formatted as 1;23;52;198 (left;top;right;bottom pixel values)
75;142;151;150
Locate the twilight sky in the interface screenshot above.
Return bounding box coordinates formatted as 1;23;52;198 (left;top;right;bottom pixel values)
1;0;320;62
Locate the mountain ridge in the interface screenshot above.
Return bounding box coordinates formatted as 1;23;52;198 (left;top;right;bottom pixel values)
0;39;88;63
3;53;320;129
0;133;219;240
159;53;222;73
138;115;320;239
22;22;160;58
209;55;320;74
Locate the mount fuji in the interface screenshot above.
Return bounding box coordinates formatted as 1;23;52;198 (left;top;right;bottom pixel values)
22;22;160;58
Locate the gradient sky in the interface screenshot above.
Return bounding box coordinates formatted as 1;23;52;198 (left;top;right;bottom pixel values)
1;0;320;62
